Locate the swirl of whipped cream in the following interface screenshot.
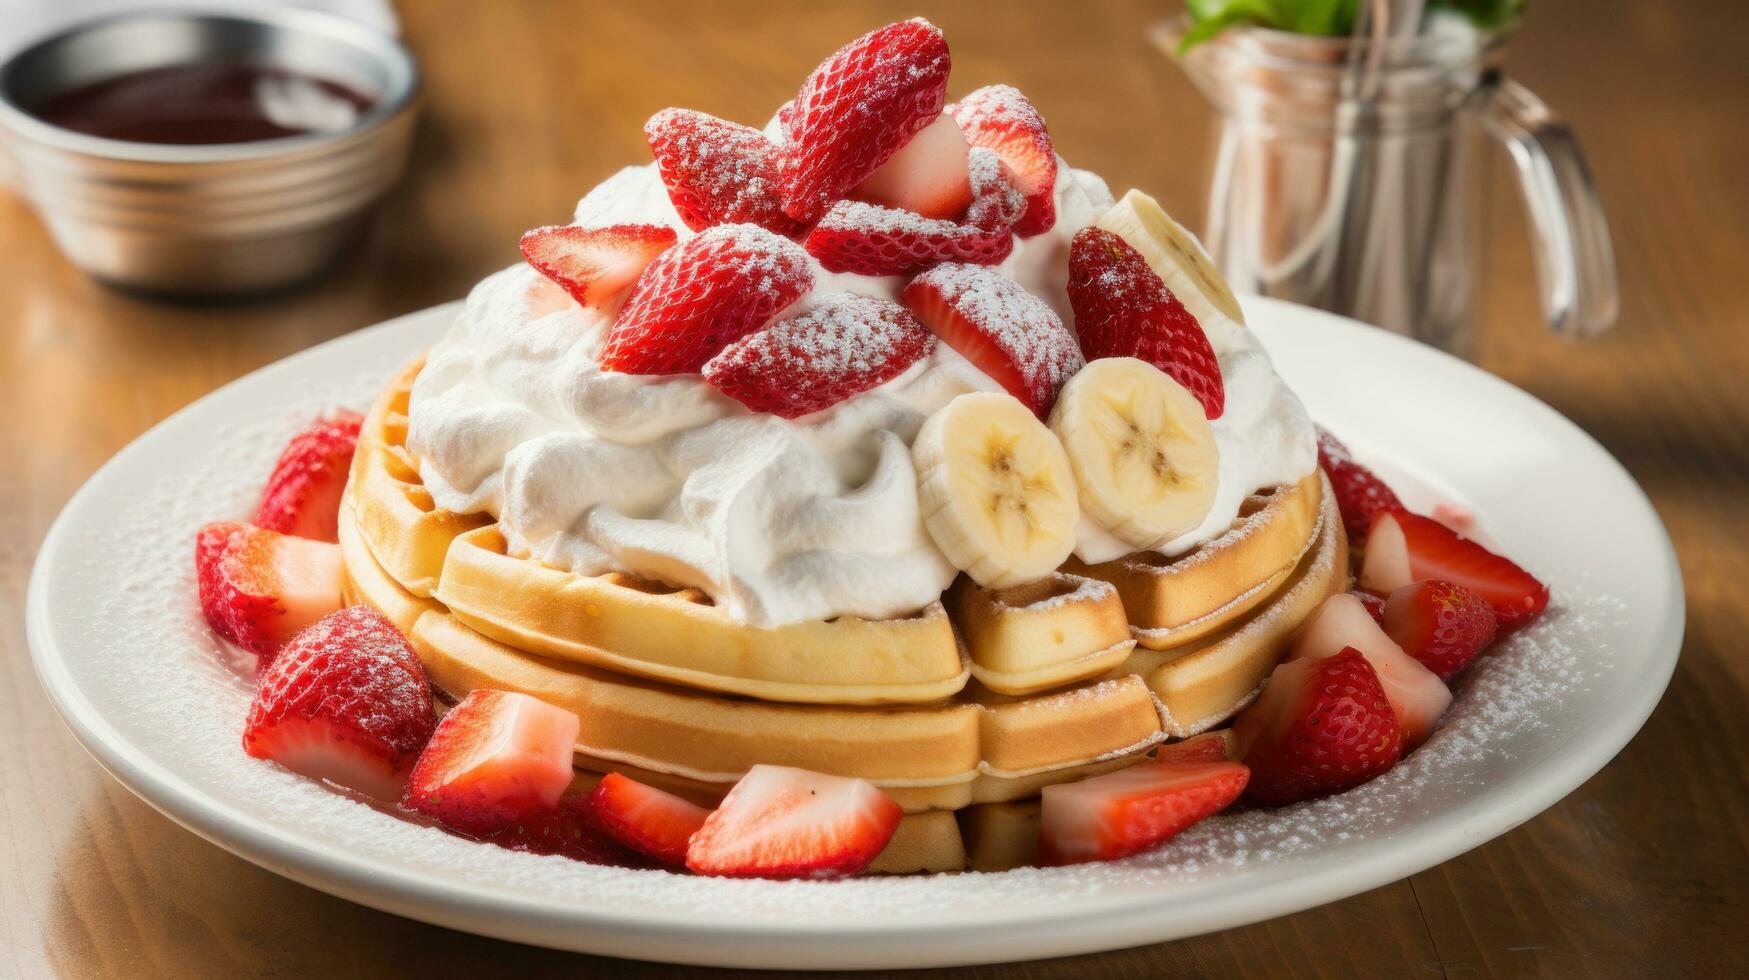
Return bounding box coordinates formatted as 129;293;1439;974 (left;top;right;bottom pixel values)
407;159;1315;627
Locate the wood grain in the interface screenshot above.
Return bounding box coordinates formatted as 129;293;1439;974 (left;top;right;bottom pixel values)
3;1;1746;976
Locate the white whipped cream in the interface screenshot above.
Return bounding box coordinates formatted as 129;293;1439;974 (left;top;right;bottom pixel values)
408;158;1314;627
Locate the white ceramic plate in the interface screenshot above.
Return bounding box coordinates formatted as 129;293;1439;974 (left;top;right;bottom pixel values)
27;298;1682;970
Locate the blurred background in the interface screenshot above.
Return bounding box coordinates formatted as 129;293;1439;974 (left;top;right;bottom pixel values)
2;1;1745;976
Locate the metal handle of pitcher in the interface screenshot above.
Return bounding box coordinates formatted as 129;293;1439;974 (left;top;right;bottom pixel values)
1472;74;1619;337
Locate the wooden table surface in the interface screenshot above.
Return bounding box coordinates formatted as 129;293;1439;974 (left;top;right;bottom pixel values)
4;1;1746;976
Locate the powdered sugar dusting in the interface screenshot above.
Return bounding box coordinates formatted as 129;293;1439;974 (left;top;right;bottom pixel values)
909;262;1083;409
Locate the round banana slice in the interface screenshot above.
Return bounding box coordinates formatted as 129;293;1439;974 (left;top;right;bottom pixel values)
913;392;1080;590
1049;357;1220;549
1096;189;1246;332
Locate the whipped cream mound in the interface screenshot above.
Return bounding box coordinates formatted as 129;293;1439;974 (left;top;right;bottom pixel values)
408;159;1315;627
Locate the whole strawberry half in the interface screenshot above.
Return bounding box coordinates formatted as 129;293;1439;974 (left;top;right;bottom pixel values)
587;772;712;867
196;521;343;661
850;113;974;220
402;689;580;836
1316;426;1405;542
805;147;1023;276
1039;759;1249;865
903;262;1084;418
1068;227;1224;419
703;293;935;418
254;411;363;543
600;224;813;375
779;18;951;223
1361;510;1550;632
520;223;678;311
686;765;901;879
644;108;804;237
1383;580;1500;680
950;84;1057;237
479;793;650;868
242;606;436;800
1237;647;1404;807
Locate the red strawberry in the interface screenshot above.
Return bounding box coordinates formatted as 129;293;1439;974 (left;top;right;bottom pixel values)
1039;759;1248;865
773;98;799;142
1353;589;1387;626
402;689;580;836
254;411;363;542
806;147;1022;276
587;772;712;866
1383;580;1499;681
903;263;1084;418
1316;426;1405;542
703;293;935;418
950;84;1057;237
779;18;951;223
1154;729;1237;765
1068;228;1224;419
480;794;649;868
1361;510;1550;632
601;224;812;375
242;606;435;800
195;522;342;660
643;109;805;237
1236;647;1403;807
851;113;974;220
519;224;678;311
686;765;901;879
1287;593;1452;750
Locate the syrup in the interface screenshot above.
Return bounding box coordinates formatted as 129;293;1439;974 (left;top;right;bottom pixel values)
29;62;374;145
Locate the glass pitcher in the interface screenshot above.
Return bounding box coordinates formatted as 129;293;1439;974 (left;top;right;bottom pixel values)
1157;16;1617;355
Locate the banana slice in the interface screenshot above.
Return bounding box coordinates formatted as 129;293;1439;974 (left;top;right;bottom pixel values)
1096;189;1246;332
913;392;1080;589
1049;358;1220;549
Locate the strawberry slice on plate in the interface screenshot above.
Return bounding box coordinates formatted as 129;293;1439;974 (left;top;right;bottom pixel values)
1068;227;1224;419
703;293;935;418
195;521;342;661
1237;647;1404;807
903;262;1084;418
1316;426;1406;542
519;223;678;312
242;606;435;800
1039;758;1249;865
587;772;712;867
402;689;580;836
1154;729;1237;765
1361;510;1550;632
644;108;804;237
1287;593;1452;750
950;84;1057;236
806;147;1023;276
851;113;974;220
254;411;363;543
1383;579;1500;680
779;18;952;223
600;223;812;375
685;765;901;879
481;793;649;868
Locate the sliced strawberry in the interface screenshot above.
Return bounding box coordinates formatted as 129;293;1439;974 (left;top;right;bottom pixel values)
253;411;363;542
903;262;1084;418
1383;580;1499;681
587;772;712;867
1155;729;1237;764
1287;593;1452;750
950;84;1057;237
195;522;342;661
685;765;901;879
519;223;678;311
1039;758;1247;865
1068;227;1224;419
242;606;435;799
643;109;804;237
1353;589;1388;626
779;18;952;222
601;224;813;375
1236;648;1403;807
481;793;649;868
1316;426;1405;542
851;113;973;220
703;293;935;418
806;147;1022;276
402;689;580;836
1361;510;1550;632
773;98;799;142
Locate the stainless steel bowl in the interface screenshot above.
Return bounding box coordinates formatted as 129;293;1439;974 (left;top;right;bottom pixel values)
0;8;418;295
